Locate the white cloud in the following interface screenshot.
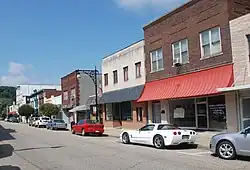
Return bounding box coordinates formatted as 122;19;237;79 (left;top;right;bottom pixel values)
115;0;188;10
0;62;32;86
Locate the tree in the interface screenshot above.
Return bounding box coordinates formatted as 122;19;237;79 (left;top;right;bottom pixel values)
39;103;60;117
18;104;34;119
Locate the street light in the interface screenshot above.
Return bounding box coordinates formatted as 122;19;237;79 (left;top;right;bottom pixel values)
76;67;100;123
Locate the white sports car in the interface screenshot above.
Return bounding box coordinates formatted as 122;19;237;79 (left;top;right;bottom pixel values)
120;123;197;149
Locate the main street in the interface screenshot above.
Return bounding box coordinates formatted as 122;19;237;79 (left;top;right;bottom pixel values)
0;122;249;170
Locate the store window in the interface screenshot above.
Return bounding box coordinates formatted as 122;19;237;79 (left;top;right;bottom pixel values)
112;103;120;120
121;101;132;121
169;99;196;127
105;103;113;121
208;95;226;130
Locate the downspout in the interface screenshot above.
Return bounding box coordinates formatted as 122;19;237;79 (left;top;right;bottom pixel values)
235;90;241;131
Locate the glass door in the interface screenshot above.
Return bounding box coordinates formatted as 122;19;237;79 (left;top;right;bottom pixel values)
197;103;208;129
241;98;250;129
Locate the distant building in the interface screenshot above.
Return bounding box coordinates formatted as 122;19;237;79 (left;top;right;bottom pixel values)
16;84;61;107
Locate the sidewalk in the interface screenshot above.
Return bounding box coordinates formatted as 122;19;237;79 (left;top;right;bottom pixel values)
104;127;218;150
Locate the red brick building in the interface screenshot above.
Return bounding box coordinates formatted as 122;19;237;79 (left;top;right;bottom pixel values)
137;0;250;131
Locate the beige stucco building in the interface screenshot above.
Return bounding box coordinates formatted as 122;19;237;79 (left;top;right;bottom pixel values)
219;13;250;131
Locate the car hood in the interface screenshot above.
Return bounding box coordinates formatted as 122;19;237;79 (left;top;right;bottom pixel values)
212;132;237;138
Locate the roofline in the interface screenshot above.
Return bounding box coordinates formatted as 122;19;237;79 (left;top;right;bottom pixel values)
16;84;60;86
103;39;144;60
143;0;197;30
61;69;102;79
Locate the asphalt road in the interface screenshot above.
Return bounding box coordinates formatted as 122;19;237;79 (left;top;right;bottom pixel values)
0;122;250;170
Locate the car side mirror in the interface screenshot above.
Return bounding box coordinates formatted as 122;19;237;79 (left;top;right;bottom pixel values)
241;130;247;135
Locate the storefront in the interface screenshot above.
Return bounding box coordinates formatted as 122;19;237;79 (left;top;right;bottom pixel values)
218;85;250;131
168;95;226;130
100;85;147;129
138;64;234;131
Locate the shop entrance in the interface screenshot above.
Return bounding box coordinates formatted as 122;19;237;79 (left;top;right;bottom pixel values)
241;98;250;129
196;98;208;129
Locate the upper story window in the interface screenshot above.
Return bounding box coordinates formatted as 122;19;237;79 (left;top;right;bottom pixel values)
172;39;189;64
113;70;118;84
200;27;222;58
247;35;250;61
123;66;128;81
104;73;108;86
135;62;141;78
150;48;163;72
63;91;68;101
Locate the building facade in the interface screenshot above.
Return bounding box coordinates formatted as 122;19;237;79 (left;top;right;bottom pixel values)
218;12;250;130
29;89;62;115
138;0;250;131
100;40;147;129
16;84;61;107
61;69;101;124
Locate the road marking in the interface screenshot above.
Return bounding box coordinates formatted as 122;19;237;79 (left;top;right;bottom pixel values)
177;151;210;156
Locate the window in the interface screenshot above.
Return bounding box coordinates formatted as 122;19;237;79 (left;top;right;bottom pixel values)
172;39;189;64
123;66;128;81
136;107;143;122
104;73;108;86
139;124;155;131
135;62;141;78
77;120;84;125
113;70;118;84
105;103;113;121
157;124;180;130
247;35;250;61
121;101;132;120
200;27;222;58
63;91;68;101
150;48;164;72
70;88;75;104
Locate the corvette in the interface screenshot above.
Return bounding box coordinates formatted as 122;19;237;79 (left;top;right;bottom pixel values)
120;123;197;149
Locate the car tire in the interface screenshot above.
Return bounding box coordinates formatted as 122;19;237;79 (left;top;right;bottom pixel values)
81;129;86;136
71;129;75;134
153;135;165;149
217;140;236;160
122;133;130;144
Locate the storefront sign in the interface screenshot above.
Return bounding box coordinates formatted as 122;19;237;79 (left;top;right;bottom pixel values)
174;108;185;118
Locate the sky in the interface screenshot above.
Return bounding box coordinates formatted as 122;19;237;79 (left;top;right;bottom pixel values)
0;0;188;86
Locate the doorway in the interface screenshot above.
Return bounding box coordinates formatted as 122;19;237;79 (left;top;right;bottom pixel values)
196;98;209;129
241;98;250;129
152;101;161;123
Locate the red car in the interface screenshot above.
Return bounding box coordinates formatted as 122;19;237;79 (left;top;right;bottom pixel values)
71;119;104;136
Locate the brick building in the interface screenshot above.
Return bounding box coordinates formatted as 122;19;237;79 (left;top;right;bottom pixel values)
137;0;250;131
61;69;101;125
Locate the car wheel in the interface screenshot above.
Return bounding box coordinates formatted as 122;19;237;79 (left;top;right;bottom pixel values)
217;141;236;160
71;129;75;134
153;135;165;149
122;133;130;144
81;129;85;136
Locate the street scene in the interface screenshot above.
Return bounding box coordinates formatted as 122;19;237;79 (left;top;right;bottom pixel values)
0;121;250;170
1;0;250;169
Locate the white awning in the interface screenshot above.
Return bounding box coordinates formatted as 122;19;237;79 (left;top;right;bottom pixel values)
69;105;89;112
217;84;250;92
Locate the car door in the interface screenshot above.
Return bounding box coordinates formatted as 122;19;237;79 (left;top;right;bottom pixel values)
137;125;155;144
75;120;84;133
236;127;250;156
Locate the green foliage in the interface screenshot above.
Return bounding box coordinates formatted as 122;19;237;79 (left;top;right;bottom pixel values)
0;86;16;115
39;103;60;117
18;104;34;117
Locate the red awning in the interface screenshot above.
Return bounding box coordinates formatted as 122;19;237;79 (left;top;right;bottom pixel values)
137;64;234;102
8;111;17;115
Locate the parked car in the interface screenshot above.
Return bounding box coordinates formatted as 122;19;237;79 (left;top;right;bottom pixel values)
9;117;19;123
210;126;250;160
120;123;197;149
34;117;50;128
46;119;67;130
4;117;10;122
29;117;39;126
71;119;104;136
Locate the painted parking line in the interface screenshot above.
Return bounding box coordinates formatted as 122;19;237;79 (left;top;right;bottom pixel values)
177;151;211;156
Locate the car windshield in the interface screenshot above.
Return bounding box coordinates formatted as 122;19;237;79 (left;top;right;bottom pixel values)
86;120;96;124
157;124;181;130
54;119;65;123
42;117;50;120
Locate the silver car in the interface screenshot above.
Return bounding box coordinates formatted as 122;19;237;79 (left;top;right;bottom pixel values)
210;126;250;160
46;119;67;130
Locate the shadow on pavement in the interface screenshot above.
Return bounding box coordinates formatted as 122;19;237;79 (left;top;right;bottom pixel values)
0;165;21;170
0;125;16;142
14;145;65;152
0;144;14;159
